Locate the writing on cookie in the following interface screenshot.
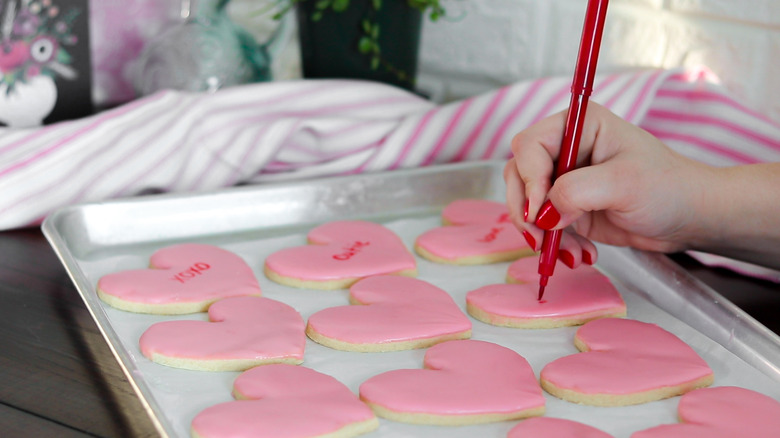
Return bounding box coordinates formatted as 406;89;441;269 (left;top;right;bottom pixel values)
264;220;417;290
415;199;533;265
97;243;261;314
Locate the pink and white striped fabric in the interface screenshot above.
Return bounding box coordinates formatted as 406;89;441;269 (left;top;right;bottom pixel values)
2;67;779;235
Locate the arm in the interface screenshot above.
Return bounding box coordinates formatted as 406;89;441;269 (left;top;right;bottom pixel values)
504;102;780;270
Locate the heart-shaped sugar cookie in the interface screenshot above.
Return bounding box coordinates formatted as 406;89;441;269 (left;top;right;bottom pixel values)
441;199;512;225
97;243;261;314
540;318;714;406
466;257;626;328
631;386;780;438
306;275;472;352
415;199;532;265
191;364;378;438
359;339;545;425
508;417;614;438
140;296;305;371
264;220;417;290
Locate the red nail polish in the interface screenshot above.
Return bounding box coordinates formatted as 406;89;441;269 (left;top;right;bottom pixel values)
522;230;536;250
523;200;529;222
535;200;560;230
559;249;575;269
582;249;594;265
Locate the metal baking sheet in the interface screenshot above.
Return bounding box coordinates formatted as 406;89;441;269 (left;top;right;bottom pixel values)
43;160;780;438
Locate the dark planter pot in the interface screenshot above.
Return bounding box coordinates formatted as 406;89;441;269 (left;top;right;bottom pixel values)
295;1;423;90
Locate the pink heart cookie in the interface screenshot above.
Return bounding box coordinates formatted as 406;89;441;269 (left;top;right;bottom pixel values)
359;339;545;425
306;275;472;352
415;199;533;265
140;296;305;371
191;364;378;438
632;386;780;438
97;243;261;314
540;318;714;406
264;220;417;290
441;199;512;225
466;257;626;328
508;417;614;438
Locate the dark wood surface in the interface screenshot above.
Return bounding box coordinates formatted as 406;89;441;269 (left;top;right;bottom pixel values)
0;227;777;437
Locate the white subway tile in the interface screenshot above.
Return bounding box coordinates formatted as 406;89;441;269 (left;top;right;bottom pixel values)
668;0;780;26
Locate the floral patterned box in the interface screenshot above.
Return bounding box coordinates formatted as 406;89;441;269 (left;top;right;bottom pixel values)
0;0;91;127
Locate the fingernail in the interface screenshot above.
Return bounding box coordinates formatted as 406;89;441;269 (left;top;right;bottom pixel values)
559;250;575;269
523;200;529;222
522;230;536;250
582;249;594;265
535;200;560;230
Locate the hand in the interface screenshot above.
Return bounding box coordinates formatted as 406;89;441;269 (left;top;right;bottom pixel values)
504;102;713;268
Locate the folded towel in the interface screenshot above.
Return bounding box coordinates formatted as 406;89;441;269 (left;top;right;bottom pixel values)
2;67;779;279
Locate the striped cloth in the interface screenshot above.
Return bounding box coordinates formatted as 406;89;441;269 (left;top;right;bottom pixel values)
2;67;779;235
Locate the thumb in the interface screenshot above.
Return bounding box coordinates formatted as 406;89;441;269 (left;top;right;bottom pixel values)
538;160;631;231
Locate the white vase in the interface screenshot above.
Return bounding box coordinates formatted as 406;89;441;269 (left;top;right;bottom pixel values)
0;75;58;127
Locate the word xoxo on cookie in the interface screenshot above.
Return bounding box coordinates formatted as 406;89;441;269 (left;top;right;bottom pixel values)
306;275;472;352
97;243;261;314
359;339;545;425
414;199;533;265
264;220;417;290
541;318;714;406
140;296;305;372
632;386;780;438
192;364;378;438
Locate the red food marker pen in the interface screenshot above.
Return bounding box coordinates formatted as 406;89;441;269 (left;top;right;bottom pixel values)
538;0;609;300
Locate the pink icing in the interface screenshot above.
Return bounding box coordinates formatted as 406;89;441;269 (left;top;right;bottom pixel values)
507;254;603;283
416;223;530;259
264;220;416;280
192;364;377;438
139;296;305;367
632;386;780;438
359;339;545;417
508;417;614;438
98;243;261;306
467;258;625;321
415;199;530;262
541;318;713;396
441;199;512;225
307;275;471;346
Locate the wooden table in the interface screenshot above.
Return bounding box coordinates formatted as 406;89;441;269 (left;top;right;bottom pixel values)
1;227;778;437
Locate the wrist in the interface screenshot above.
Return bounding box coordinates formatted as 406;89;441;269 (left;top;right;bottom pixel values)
686;163;780;269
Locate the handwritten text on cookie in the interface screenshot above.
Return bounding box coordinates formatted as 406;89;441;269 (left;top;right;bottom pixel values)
478;227;505;243
333;241;370;260
172;263;211;283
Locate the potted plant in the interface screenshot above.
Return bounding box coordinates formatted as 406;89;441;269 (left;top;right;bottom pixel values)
269;0;445;91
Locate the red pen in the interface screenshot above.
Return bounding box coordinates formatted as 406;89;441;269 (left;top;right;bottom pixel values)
538;0;609;300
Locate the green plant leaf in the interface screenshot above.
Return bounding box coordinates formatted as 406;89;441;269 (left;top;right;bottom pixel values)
372;0;381;10
371;56;380;70
311;10;323;21
362;19;372;33
372;24;380;38
315;0;330;9
332;0;349;12
358;37;373;54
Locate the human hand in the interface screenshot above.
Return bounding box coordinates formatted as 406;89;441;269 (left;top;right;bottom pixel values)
504;102;713;268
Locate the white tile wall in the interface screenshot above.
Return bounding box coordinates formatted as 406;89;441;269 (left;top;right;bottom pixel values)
238;0;779;122
416;0;780;122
